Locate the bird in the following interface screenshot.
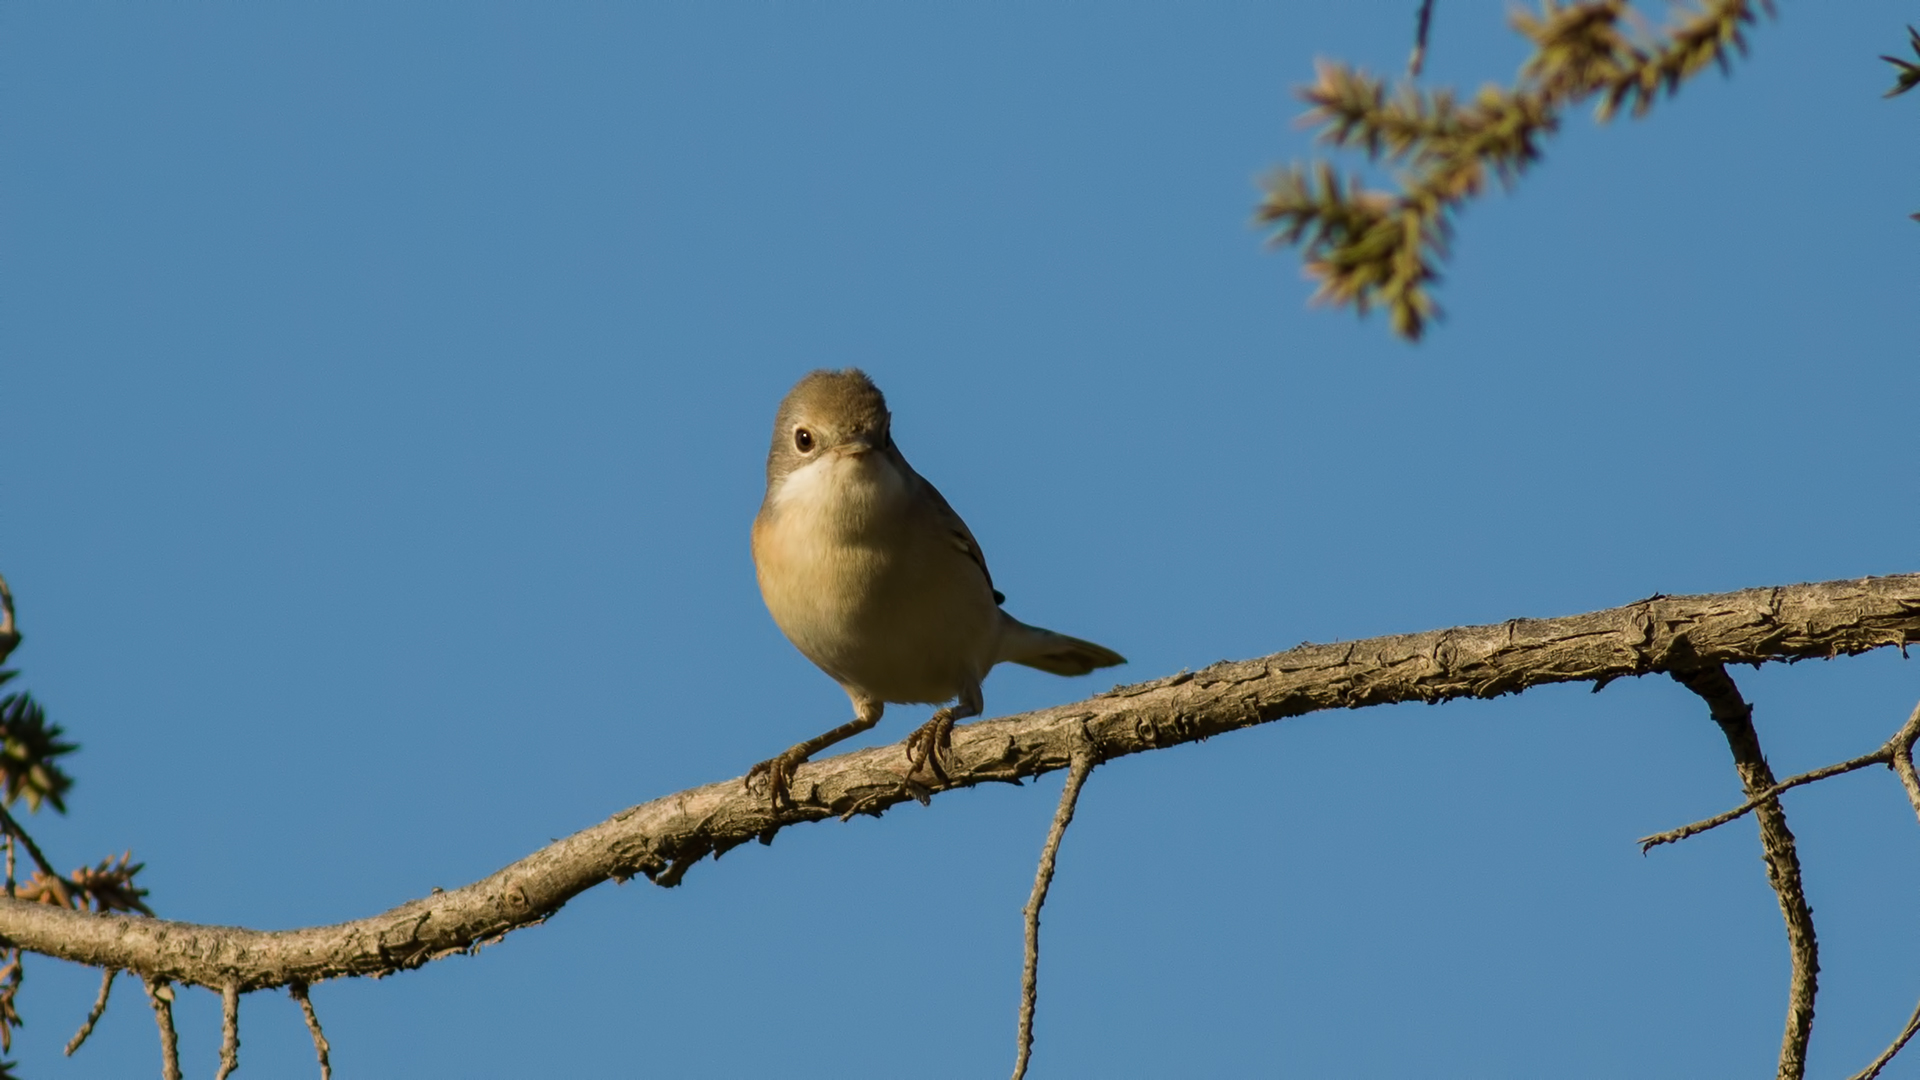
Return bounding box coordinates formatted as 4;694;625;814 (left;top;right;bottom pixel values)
747;368;1125;807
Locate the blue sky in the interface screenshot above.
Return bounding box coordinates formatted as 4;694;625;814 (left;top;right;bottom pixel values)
3;3;1917;1077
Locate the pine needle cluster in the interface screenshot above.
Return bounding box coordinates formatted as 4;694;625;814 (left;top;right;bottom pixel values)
1260;1;1771;340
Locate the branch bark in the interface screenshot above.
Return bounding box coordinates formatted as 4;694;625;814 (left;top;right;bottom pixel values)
0;573;1912;993
1671;665;1816;1080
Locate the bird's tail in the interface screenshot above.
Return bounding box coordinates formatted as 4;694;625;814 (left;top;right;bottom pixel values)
997;615;1126;677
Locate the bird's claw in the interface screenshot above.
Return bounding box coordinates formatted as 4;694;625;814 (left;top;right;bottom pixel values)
904;714;956;784
745;751;804;809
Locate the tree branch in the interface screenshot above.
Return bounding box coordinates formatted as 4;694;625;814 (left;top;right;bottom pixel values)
290;984;331;1080
144;978;179;1080
1264;0;1774;339
1012;735;1095;1080
1642;699;1920;851
1846;699;1920;1080
63;967;114;1056
1671;665;1815;1080
1639;749;1888;850
0;573;1911;993
216;982;240;1080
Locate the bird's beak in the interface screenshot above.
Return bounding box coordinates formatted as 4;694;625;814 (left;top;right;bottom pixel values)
837;434;880;456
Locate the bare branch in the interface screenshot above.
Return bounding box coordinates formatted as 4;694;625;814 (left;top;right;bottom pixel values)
1644;699;1920;851
1852;996;1920;1080
1885;700;1920;827
0;804;67;908
1641;749;1890;851
1012;737;1095;1080
216;983;240;1080
145;978;180;1080
1846;699;1920;1080
0;573;1910;993
63;967;115;1056
1671;665;1815;1080
291;983;332;1080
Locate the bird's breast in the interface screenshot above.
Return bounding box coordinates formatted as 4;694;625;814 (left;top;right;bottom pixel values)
753;456;999;703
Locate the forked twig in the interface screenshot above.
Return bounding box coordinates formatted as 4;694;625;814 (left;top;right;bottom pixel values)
1845;701;1920;1080
1670;665;1815;1080
1011;738;1096;1080
64;967;116;1056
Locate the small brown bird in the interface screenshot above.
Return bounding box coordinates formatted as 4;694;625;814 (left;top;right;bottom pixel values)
747;369;1125;805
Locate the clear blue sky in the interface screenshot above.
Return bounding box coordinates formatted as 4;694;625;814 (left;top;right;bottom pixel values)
4;3;1917;1077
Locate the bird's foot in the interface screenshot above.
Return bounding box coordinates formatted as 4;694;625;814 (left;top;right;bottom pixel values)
745;749;807;809
904;713;956;784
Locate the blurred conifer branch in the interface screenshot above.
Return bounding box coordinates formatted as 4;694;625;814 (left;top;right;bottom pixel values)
1883;25;1920;98
1260;0;1772;340
1884;25;1920;225
0;681;76;817
0;574;152;1073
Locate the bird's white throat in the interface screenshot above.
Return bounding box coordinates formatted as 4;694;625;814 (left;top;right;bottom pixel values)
770;450;907;531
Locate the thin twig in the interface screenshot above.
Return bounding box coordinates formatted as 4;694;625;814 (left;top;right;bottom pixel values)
1646;699;1920;851
1883;700;1920;828
292;983;332;1080
1671;665;1816;1080
0;804;60;886
216;982;241;1080
145;977;181;1080
1011;739;1096;1080
1845;700;1920;1080
1408;0;1437;77
64;967;117;1056
1851;996;1920;1080
1641;748;1892;851
0;802;71;910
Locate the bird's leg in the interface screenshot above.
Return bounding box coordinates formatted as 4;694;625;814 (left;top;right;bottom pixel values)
747;697;883;809
905;683;982;784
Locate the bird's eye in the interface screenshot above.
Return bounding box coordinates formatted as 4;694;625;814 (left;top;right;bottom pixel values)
794;427;815;453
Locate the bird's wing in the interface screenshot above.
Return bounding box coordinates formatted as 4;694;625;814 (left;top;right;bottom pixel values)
910;469;1005;606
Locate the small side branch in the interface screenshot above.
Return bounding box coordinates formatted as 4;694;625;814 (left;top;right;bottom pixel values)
1671;665;1816;1080
1852;996;1920;1080
1011;740;1096;1080
1845;700;1920;1080
1641;750;1891;851
292;983;332;1080
0;804;64;895
1884;700;1920;827
216;983;240;1080
64;967;116;1056
1408;0;1437;77
145;978;181;1080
